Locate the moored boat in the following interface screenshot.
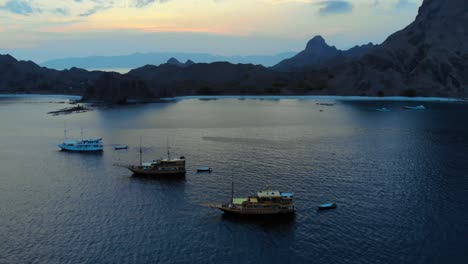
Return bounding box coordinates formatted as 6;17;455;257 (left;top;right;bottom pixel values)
403;105;426;110
197;167;212;172
114;145;128;150
207;188;296;217
58;138;103;152
317;203;337;210
128;157;186;176
127;138;186;176
376;107;390;112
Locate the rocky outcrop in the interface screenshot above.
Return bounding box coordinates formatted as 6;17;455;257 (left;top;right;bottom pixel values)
166;58;197;68
327;0;468;97
81;72;153;104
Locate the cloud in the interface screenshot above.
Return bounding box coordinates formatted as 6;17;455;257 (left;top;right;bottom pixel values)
79;5;112;17
316;1;353;16
395;0;417;10
52;7;69;16
134;0;171;8
134;0;156;7
0;0;35;15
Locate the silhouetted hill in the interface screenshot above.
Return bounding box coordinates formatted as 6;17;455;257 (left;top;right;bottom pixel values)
126;62;291;97
0;54;101;94
273;36;376;71
327;0;468;97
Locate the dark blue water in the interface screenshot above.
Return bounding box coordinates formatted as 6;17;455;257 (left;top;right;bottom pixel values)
1;95;467;263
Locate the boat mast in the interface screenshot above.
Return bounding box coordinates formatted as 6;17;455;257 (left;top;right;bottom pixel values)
167;138;171;160
139;136;143;166
231;175;234;204
80;128;84;140
63;121;67;139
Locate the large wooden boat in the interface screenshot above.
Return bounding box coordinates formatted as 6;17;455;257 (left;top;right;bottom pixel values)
127;138;186;176
127;157;186;176
208;186;296;216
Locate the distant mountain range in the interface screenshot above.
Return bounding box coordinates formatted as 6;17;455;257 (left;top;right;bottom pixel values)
1;0;466;102
41;52;297;70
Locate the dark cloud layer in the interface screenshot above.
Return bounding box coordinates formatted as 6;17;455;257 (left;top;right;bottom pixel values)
0;0;34;15
317;1;353;16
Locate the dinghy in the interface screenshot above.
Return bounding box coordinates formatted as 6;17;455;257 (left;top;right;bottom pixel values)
197;167;212;172
317;203;337;210
376;108;390;112
114;145;128;150
403;105;426;110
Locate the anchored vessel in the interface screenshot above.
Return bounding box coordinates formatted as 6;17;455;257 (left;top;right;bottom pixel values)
127;139;186;176
127;157;186;176
209;188;296;216
58;138;103;152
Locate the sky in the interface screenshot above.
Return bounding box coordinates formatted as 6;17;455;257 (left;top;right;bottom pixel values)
0;0;423;62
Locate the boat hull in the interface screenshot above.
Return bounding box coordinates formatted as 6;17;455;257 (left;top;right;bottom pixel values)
128;166;186;176
212;205;295;217
58;144;103;152
317;203;337;210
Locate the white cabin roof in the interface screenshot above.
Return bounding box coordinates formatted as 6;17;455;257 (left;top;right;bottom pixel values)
257;190;281;198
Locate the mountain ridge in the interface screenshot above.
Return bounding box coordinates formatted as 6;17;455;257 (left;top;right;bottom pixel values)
273;35;376;71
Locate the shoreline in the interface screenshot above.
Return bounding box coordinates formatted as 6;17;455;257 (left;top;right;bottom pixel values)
161;95;466;102
0;94;82;100
0;93;465;103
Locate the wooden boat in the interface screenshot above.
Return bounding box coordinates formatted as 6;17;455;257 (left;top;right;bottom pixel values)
207;184;295;217
128;158;186;176
317;203;337;210
126;137;186;176
197;167;212;172
114;145;128;150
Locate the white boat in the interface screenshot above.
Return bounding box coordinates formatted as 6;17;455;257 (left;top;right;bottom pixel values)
317;203;337;210
403;105;426;110
197;167;212;172
376;107;390;112
59;138;103;152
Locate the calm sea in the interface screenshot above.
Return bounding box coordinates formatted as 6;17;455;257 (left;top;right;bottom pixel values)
0;95;467;264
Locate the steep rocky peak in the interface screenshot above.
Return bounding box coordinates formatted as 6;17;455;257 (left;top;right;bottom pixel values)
167;57;182;65
305;35;329;50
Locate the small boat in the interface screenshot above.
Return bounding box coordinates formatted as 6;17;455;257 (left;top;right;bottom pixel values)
317;203;337;210
197;167;212;172
376;107;390;112
403;105;426;110
114;145;128;150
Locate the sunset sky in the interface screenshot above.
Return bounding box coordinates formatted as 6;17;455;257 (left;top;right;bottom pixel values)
0;0;423;62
